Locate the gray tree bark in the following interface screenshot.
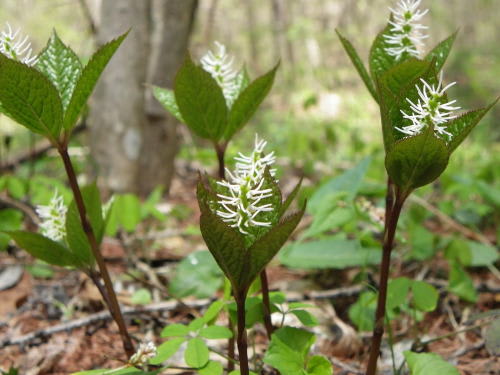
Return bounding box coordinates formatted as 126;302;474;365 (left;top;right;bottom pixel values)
89;0;197;196
141;0;198;195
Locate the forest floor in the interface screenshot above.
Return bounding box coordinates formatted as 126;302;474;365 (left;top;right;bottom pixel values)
0;165;499;375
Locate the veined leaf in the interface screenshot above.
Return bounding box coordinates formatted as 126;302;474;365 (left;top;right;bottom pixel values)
174;54;227;140
63;32;128;131
152;85;185;123
36;30;83;111
369;21;398;81
6;231;78;267
226;63;278;140
243;207;304;288
0;54;63;140
404;352;459;375
385;126;449;194
336;29;377;101
447;98;499;153
425;31;458;72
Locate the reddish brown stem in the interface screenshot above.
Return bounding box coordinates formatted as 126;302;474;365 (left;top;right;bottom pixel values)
236;295;250;375
58;146;134;358
365;191;406;375
260;269;274;339
215;142;227;180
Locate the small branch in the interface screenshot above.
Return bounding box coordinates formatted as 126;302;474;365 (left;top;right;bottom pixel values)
77;0;98;37
0;285;366;349
0;193;40;227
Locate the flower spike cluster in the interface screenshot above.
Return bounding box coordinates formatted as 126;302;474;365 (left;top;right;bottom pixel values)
384;0;428;59
128;341;157;367
36;191;67;242
396;72;461;138
200;41;239;108
0;22;38;65
216;135;276;234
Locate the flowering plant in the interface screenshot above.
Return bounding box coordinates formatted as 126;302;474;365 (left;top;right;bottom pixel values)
337;0;497;374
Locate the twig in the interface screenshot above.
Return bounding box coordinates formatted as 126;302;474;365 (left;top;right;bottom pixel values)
0;123;85;173
331;357;363;375
0;193;40;226
77;0;98;37
0;285;365;349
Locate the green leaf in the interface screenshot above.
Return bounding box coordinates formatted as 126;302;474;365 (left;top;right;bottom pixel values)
161;324;190;338
280;178;302;218
150;337;185;365
280;239;381;269
174;54;227;140
244;208;304;288
412;281;439;312
468;241;499;267
0;209;23;251
63;32;128;131
308;157;370;214
36;30;83;111
199;325;233;339
306;356;333;375
185;338;209;369
425;31;458;72
202;301;225;323
348;291;376;331
263;327;315;375
290;310;319;327
448;261;477;303
444;238;472;266
198;180;246;289
6;231;77;267
188;318;206;332
225;63;279;140
0;54;63;140
336;29;377;101
385;127;449;194
199;361;223;375
152;85;185;123
169;250;223;299
369;21;398;82
131;288;152;305
446;98;499;153
386;277;411;310
404;351;459;375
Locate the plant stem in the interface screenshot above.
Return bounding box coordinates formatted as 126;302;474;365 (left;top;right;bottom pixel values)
215;141;227;180
58;145;134;358
365;191;405;375
260;269;274;339
236;295;250;375
228;318;236;371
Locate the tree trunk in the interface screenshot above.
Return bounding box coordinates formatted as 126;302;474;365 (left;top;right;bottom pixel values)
141;0;198;196
89;0;198;196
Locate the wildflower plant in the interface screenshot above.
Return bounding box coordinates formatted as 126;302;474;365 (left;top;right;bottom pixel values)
337;0;498;374
152;41;278;178
197;137;304;375
0;28;135;356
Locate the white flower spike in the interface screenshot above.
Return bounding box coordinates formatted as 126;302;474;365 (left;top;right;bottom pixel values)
0;22;38;66
384;0;428;60
396;72;461;138
200;41;239;108
129;341;157;367
216;135;276;235
36;191;67;242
